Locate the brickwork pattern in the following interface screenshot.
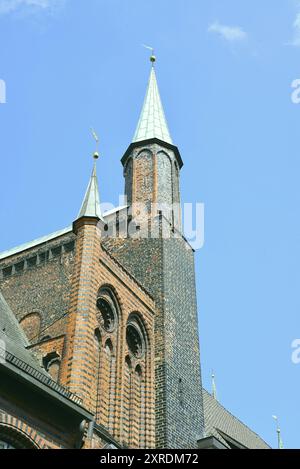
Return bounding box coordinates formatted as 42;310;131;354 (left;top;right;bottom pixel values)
0;233;76;338
59;218;156;448
123;143;181;229
0;410;62;448
103;223;204;448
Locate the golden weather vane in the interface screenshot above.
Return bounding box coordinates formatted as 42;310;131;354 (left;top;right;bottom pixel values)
91;128;99;160
142;44;156;65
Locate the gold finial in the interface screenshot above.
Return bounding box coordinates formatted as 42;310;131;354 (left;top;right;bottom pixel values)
91;128;99;160
150;53;156;64
142;44;156;65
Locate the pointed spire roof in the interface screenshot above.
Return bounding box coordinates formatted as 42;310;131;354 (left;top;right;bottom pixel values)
212;371;218;400
78;160;103;220
133;64;173;145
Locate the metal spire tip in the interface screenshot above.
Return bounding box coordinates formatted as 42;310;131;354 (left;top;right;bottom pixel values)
142;44;156;65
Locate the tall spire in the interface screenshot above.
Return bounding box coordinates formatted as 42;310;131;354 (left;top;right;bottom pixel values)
272;415;284;449
77;144;103;220
133;53;173;145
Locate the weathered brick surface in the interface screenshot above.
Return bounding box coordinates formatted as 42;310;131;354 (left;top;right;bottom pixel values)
0;135;203;449
0;409;60;448
103;222;204;448
123;143;181;229
102;140;206;449
19;312;41;342
0;232;76;339
60;218;156;448
0;221;156;449
162;237;204;448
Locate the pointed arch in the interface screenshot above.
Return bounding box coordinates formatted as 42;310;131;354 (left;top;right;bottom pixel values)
134;149;154;210
127;311;150;351
122;355;132;446
156;150;173;210
123;312;150;448
94;285;121;434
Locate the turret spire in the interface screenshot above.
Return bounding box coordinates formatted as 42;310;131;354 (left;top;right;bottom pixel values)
133;53;173;144
77;133;103;221
211;370;218;400
272;415;284;449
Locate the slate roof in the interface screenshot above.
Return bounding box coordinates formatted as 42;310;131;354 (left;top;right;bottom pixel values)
202;389;270;449
0;292;85;408
0;291;48;375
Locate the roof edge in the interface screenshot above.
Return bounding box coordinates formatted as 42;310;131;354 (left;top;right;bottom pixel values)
121;138;184;169
0;226;73;262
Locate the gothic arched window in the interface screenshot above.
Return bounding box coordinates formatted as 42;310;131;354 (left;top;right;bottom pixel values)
95;286;120;433
97;297;116;332
123;313;148;448
126;323;144;358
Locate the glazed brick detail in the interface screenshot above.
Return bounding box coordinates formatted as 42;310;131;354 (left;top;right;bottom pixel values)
162;237;204;448
103;218;205;449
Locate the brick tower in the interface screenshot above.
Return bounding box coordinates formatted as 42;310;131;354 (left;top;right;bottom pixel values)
0;53;272;451
103;54;205;448
60;156;156;448
0;54;203;450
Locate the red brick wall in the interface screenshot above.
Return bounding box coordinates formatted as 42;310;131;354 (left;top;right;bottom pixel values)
60;218;156;448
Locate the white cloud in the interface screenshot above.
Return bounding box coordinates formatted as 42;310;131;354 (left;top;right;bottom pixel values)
208;21;247;42
0;0;64;15
289;12;300;46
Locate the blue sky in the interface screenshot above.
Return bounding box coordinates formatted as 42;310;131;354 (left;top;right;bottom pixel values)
0;0;299;449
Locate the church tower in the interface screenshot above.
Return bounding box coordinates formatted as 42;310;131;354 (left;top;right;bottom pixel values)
0;52;271;451
104;54;205;448
122;56;182;230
